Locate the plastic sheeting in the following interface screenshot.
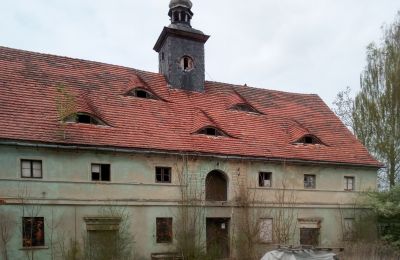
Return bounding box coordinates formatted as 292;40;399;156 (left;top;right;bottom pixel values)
261;249;337;260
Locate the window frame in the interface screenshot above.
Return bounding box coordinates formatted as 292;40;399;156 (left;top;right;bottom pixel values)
21;159;43;179
22;217;45;248
258;172;272;188
91;163;111;182
259;218;273;243
156;217;173;243
304;174;316;189
344;176;355;191
155;167;172;183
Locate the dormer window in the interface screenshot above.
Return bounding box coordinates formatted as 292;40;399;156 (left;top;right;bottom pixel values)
64;113;106;126
180;56;194;71
197;127;225;137
128;88;157;100
295;134;323;145
231;103;259;114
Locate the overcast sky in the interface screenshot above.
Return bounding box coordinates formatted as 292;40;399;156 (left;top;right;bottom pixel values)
1;0;399;106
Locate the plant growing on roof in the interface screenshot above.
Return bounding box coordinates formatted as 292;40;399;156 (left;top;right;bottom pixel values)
55;84;77;140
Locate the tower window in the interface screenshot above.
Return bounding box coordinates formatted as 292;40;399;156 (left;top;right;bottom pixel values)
180;56;194;71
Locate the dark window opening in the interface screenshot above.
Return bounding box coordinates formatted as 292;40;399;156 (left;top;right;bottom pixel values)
300;228;320;246
174;12;179;22
296;135;322;145
259;172;272;187
130;88;156;100
21;160;42;178
232;103;258;113
91;164;111;181
156;218;173;243
156;167;171;183
198;127;225;137
161;52;165;61
65;113;105;126
180;56;194;71
206;170;228;201
23;217;45;247
304;174;316;189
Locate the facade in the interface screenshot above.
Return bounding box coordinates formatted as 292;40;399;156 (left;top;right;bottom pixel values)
0;1;380;259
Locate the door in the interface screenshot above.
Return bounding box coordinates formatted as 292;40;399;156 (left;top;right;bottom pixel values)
206;218;230;258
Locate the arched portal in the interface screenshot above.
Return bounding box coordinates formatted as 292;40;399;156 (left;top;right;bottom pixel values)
205;170;228;201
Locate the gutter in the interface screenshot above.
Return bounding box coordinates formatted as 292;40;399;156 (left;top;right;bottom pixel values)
0;139;381;170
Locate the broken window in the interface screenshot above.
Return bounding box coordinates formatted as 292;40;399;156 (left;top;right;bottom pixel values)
231;103;258;113
206;170;228;201
300;228;320;246
259;218;273;243
344;176;355;191
155;167;171;183
296;135;322;145
180;56;194;71
304;174;316;189
156;218;173;243
197;127;225;137
259;172;272;187
129;88;157;99
91;164;111;181
64;113;106;126
22;217;45;247
21;159;42;178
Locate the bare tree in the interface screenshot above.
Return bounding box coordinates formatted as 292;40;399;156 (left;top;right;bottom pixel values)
0;211;16;260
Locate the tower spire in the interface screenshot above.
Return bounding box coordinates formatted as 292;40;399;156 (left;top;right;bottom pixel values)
154;0;209;92
168;0;193;27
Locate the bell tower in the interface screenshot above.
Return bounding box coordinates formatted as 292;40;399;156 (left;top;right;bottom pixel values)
154;0;209;92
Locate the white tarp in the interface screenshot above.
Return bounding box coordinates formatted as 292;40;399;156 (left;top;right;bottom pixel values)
261;249;337;260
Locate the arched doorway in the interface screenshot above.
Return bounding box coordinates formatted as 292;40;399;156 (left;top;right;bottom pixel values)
205;170;227;201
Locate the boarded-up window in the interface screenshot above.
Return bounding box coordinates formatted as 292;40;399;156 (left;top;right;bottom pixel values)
206;170;227;201
343;218;355;241
300;228;320;246
22;217;45;247
156;218;173;243
259;218;273;242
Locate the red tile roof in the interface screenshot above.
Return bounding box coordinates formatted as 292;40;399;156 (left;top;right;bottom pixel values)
0;46;381;167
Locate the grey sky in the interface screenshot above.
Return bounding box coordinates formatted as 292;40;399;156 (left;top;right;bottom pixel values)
1;0;399;106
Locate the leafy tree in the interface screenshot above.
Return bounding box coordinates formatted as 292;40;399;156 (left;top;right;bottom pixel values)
334;12;400;188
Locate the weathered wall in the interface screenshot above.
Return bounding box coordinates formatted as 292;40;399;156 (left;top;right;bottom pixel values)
0;145;377;259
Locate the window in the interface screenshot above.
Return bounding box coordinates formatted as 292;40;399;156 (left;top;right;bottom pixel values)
91;164;110;181
304;174;316;189
344;176;355;191
156;218;173;243
156;167;171;183
343;218;355;241
231;103;259;113
197;127;225;137
259;172;272;187
21;160;42;178
259;218;273;243
205;170;228;201
296;135;323;145
129;88;157;100
180;56;194;71
300;228;320;246
64;113;106;126
22;217;45;247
